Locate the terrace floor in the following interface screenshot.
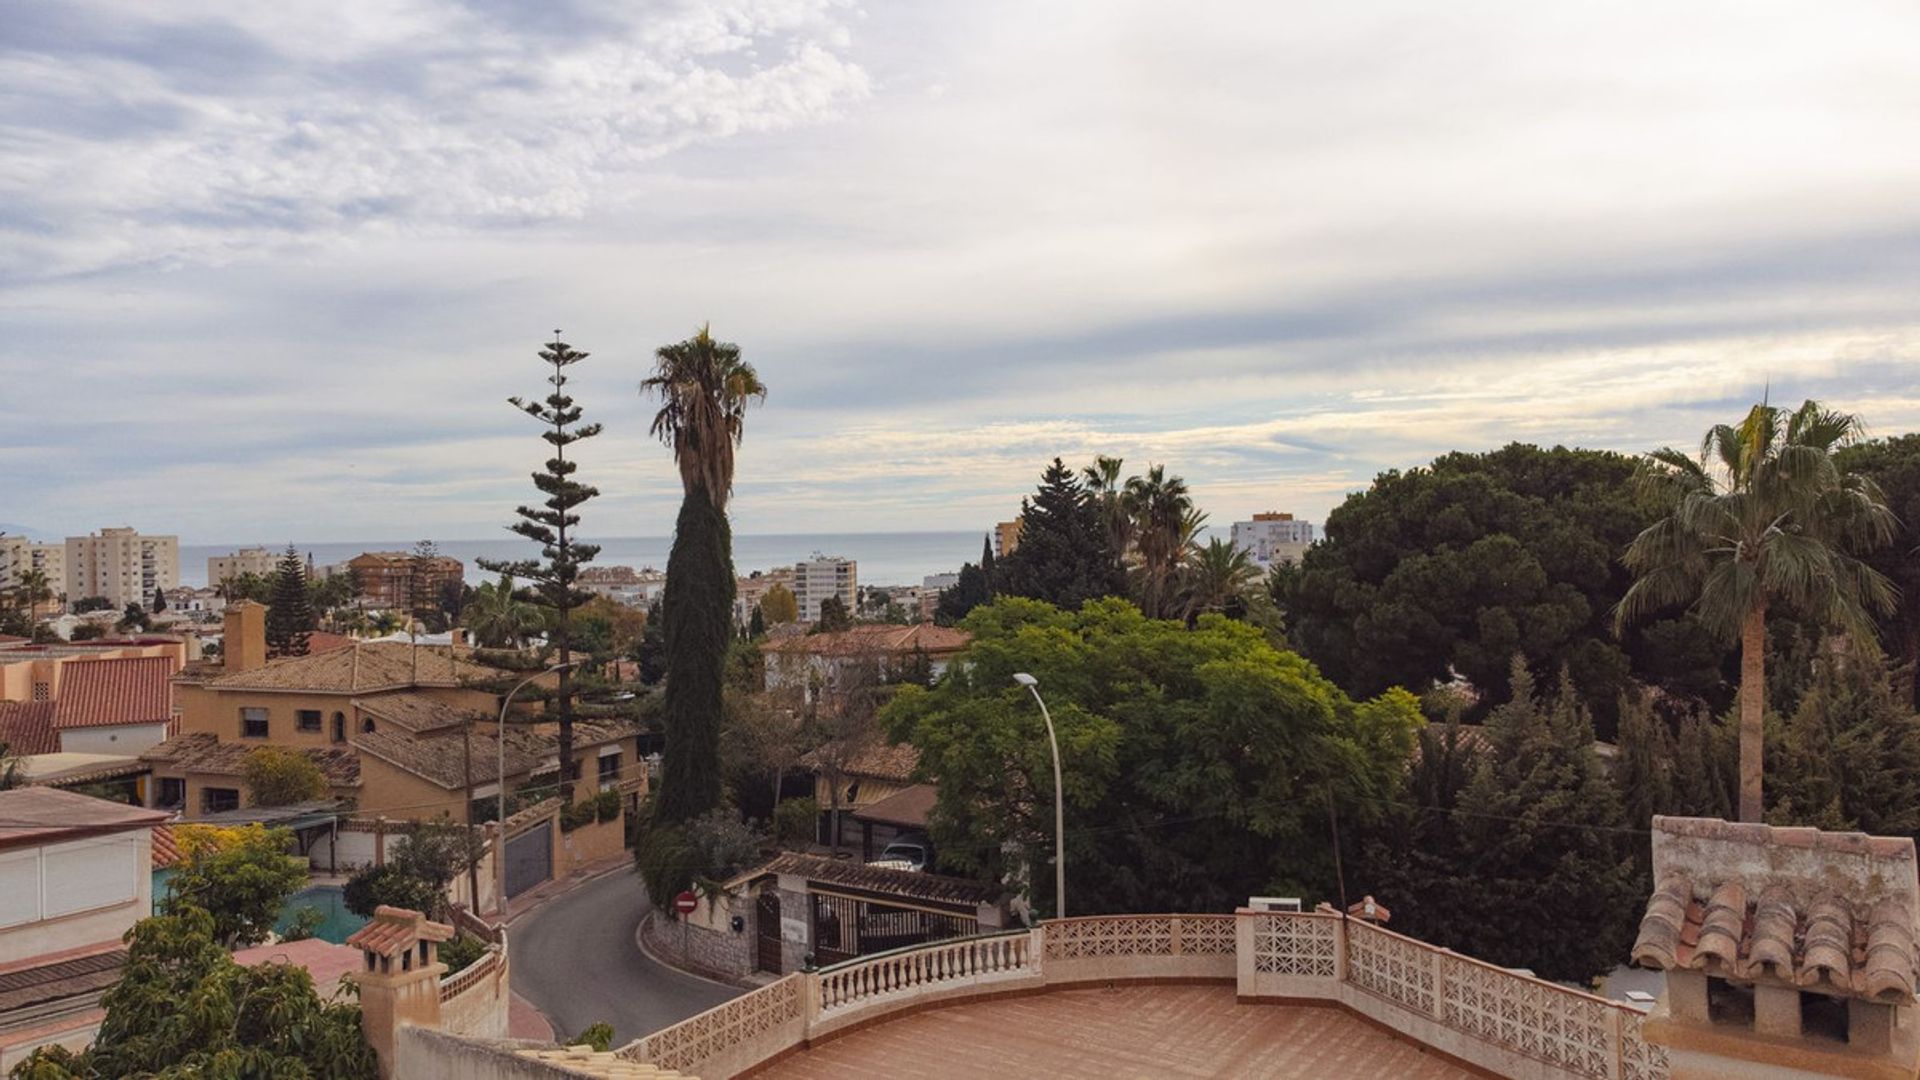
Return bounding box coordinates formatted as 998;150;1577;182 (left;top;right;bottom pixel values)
754;983;1476;1079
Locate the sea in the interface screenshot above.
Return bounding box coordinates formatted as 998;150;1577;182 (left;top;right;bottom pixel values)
178;532;986;590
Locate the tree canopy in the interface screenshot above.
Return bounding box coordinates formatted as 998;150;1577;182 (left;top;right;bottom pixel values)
884;597;1421;916
992;459;1126;611
265;545;315;657
241;746;328;806
159;825;307;948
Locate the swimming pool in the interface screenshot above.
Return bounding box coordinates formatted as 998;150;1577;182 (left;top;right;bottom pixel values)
275;885;368;944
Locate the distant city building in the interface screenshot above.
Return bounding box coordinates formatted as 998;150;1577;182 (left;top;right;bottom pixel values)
0;535;65;611
735;567;796;626
793;554;857;623
579;565;665;608
65;528;178;611
994;520;1022;559
1230;512;1316;567
922;572;960;592
206;547;279;586
345;551;464;610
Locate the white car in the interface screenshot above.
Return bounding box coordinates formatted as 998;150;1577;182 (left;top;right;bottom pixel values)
868;835;933;873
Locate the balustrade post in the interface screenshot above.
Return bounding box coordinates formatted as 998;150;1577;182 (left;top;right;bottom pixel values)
1334;917;1348;985
1031;926;1047;983
1429;947;1446;1021
1171;915;1184;955
1607;1003;1624;1080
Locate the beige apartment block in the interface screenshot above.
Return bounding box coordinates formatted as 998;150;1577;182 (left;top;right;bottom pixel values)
792;554;856;623
65;528;178;611
206;547;278;587
0;536;65;611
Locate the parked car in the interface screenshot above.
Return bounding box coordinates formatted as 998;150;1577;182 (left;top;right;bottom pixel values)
869;832;934;872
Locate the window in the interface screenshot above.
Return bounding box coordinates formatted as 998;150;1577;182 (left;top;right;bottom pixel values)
202;787;240;814
158;778;186;809
331;712;346;743
362;717;376;734
241;708;268;738
599;752;622;784
297;709;322;733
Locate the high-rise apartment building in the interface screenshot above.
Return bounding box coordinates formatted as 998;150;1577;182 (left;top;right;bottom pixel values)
0;535;66;605
207;547;280;586
65;528;179;610
1229;512;1316;567
346;551;465;610
792;554;857;623
994;520;1022;559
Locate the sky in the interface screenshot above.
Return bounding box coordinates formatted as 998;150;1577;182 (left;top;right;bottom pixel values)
3;0;1919;544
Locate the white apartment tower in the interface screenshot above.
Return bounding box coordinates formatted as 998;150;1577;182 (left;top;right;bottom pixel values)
793;554;857;623
66;528;179;610
1230;512;1316;567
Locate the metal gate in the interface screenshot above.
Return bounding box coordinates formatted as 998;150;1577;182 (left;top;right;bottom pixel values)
810;891;976;966
505;820;552;898
756;892;783;974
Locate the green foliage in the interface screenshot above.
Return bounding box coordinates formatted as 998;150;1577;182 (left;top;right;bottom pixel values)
117;602;150;632
265;544;315;657
657;493;734;823
281;904;326;942
633;823;693;910
773;797;818;846
759;582;798;625
69;623;106;642
886;597;1420;916
569;1022;616;1052
241;745;328;806
748;603;766;638
595;789;623;823
1767;645;1920;834
13;907;376;1079
343;863;440;920
1363;661;1642;982
464;573;541;648
438;933;487;975
72;595;114;614
342;821;477;919
993;460;1126;611
478;335;603;802
560;799;597;832
633;808;764;911
813;595;852;632
1836;434;1920;709
1280;443;1681;735
935;555;992;625
161;825;306;948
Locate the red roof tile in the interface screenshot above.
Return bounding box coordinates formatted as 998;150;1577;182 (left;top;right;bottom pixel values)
0;701;59;755
150;824;180;869
52;656;173;730
345;905;453;957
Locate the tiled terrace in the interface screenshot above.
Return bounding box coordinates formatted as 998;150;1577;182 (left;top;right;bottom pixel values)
755;984;1474;1080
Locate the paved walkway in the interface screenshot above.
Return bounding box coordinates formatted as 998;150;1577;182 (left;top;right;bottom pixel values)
757;984;1476;1079
509;867;741;1047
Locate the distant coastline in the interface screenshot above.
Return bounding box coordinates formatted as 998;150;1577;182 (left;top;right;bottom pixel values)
178;531;987;590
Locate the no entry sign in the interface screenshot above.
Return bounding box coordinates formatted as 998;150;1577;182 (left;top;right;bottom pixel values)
674;890;699;915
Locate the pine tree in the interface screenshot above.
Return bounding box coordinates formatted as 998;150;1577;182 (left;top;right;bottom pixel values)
1613;690;1674;832
265;545;315;657
748;603;766;639
151;587;167;613
478;334;602;801
979;534;996;591
1768;645;1920;835
993;459;1125;610
935;554;992;625
815;595;853;632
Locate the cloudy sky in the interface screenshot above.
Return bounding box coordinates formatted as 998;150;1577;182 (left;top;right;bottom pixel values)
3;0;1918;543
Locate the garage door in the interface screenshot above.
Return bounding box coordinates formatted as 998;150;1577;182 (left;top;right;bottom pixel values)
505;820;552;898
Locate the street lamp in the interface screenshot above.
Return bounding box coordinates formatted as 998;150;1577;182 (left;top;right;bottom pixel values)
496;661;576;919
1012;673;1066;920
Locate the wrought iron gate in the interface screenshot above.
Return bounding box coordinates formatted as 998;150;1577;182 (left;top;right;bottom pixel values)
809;890;976;966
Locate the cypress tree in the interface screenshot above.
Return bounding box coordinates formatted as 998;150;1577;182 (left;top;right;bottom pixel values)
748;603;766;639
265;545;315;657
478;334;601;801
979;533;996;591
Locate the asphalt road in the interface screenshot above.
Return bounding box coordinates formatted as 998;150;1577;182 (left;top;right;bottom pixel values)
510;868;743;1046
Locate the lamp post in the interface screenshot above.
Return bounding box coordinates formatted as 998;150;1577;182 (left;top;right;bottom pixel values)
1012;673;1066;920
497;661;576;919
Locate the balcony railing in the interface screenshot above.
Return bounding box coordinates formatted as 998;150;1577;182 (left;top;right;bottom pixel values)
616;910;1669;1080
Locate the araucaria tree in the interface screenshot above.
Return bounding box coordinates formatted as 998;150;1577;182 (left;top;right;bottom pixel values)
644;325;766;824
265;544;315;657
479;335;602;802
1617;400;1896;822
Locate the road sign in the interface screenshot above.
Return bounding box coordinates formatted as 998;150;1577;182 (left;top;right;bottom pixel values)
674;890;699;915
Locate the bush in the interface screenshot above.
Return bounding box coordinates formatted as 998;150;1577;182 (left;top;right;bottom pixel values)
594;789;623;823
438;934;487;975
342;864;438;919
559;799;596;832
772;798;818;847
570;1022;615;1052
633;823;693;910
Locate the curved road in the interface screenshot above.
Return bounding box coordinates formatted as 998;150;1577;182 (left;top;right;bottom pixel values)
511;869;742;1046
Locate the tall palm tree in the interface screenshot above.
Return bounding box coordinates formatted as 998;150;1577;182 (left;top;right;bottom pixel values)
1616;400;1898;822
9;569;51;617
1178;538;1262;620
643;326;767;824
1123;464;1198;619
463;574;539;648
1082;455;1134;557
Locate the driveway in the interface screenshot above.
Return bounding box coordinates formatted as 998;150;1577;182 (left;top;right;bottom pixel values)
510;868;743;1046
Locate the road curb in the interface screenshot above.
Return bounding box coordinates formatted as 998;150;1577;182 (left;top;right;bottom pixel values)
504;857;634;929
634;910;758;991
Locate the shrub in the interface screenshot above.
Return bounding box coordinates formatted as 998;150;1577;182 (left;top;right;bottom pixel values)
438;934;487;975
594;789;623;823
633;823;693;910
772;798;818;847
559;799;596;832
570;1022;615;1052
343;864;438;919
281;905;326;943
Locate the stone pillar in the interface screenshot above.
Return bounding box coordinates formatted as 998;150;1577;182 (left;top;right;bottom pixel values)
347;905;455;1079
1850;999;1897;1056
1666;969;1709;1024
1752;985;1801;1039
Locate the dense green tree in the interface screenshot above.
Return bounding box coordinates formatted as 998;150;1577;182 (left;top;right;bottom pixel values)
636;596;668;685
886;597;1420;916
265;544;315;657
241;746;328;806
150;586;166;613
71;595;115;614
464;573;540;648
644;326;765;824
480;335;603;802
1177;537;1262;620
1766;645;1920;836
813;595;853;632
935;544;993;625
13;906;376;1079
1367;661;1641;982
160;825;307;948
1279;443;1698;735
1082;455;1134;557
116;603;150;632
993;460;1126;611
7;567;54;617
1122;464;1200;619
1618;400;1896;821
748;604;766;638
1836;434;1920;709
760;582;798;625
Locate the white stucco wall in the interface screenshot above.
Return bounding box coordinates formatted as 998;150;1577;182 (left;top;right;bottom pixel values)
58;722;171;756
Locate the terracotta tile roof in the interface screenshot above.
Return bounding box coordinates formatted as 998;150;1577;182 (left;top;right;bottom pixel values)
0;700;59;755
354;718;636;791
150;823;180;869
763;624;973;658
202;642;497;694
850;782;937;829
140;732;362;789
1631;816;1920;1004
0;787;172;850
345;905;454;957
800;741;921;784
352;691;479;734
52;656;174;730
757;851;999;907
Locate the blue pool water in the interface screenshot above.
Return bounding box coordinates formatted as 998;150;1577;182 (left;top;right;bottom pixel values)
274;885;367;944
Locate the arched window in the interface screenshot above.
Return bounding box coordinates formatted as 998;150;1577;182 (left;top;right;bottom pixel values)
331;712;346;743
362;717;376;734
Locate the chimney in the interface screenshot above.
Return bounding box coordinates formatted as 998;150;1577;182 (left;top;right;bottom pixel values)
347;905;454;1078
223;601;267;673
